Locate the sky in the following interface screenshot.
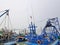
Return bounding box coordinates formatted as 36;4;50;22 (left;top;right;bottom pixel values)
0;0;60;34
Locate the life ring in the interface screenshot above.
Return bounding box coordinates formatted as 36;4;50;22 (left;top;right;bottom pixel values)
37;40;41;44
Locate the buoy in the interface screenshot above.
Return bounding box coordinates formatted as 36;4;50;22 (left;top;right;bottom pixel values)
37;40;41;44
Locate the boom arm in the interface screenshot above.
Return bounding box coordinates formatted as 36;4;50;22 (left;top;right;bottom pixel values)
0;10;9;17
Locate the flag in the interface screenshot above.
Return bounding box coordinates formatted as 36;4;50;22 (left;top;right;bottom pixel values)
30;16;32;19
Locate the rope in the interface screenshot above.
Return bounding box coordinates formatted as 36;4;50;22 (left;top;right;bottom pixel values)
0;15;6;27
8;16;13;30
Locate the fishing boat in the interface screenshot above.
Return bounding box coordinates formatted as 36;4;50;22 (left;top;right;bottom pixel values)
0;9;17;45
25;17;60;45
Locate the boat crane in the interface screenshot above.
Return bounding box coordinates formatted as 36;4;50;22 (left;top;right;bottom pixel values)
0;9;10;29
42;17;60;37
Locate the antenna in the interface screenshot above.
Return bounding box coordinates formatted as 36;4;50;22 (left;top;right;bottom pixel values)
30;0;35;24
